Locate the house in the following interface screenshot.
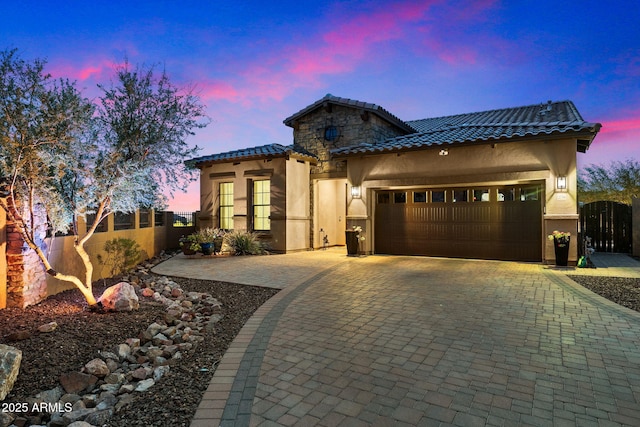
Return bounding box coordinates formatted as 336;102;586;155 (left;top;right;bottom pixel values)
189;94;601;264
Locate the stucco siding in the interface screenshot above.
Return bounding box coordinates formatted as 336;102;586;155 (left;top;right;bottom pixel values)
200;156;313;253
45;212;174;296
345;137;580;263
285;159;311;251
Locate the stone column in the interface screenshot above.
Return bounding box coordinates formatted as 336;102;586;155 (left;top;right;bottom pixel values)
633;198;639;258
0;202;6;309
4;197;48;308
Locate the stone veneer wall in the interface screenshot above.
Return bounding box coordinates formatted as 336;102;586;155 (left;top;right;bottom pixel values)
292;104;408;174
0;202;6;309
633;198;639;258
4;198;48;308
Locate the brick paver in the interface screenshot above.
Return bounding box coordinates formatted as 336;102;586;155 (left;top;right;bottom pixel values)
175;252;640;426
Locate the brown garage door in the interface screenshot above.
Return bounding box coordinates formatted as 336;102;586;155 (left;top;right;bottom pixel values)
374;185;542;261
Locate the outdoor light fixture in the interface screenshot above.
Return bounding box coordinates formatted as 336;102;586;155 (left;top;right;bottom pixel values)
439;148;449;156
351;186;362;198
556;176;567;190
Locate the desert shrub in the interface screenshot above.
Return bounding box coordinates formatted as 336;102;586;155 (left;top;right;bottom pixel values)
98;238;143;276
224;229;265;255
194;227;225;243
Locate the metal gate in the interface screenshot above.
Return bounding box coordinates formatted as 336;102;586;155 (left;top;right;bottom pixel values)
580;201;632;253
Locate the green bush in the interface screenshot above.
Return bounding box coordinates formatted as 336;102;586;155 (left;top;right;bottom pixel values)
98;238;143;276
224;230;265;255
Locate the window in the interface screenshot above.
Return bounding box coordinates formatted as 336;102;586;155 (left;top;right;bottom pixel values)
220;182;234;230
253;179;270;231
431;190;446;203
498;188;516;202
452;190;468;203
413;191;427;203
324;126;338;142
473;189;490;202
394;192;407;204
378;193;390;204
521;187;539;201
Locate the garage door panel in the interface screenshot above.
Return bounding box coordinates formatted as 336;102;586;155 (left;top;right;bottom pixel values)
375;186;542;261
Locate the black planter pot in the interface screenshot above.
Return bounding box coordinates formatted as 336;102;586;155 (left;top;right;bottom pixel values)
554;238;570;266
345;231;359;256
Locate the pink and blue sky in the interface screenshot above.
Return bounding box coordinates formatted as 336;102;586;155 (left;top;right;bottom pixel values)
2;0;639;210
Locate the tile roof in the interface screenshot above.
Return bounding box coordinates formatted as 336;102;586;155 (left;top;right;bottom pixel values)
283;94;415;133
331;100;601;156
187;143;317;168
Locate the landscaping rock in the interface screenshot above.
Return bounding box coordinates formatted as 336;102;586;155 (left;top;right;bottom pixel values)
153;366;170;381
37;321;58;333
134;378;155;392
0;344;22;400
83;358;110;378
115;343;131;360
60;372;98;394
84;409;114;426
0;270;265;427
35;386;63;404
0;413;14;427
98;282;139;312
130;367;148;381
62;407;97;425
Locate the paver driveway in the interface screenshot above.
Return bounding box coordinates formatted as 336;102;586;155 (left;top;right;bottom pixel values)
178;253;640;426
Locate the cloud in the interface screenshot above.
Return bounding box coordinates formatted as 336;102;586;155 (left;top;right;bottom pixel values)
601;117;640;135
195;0;495;106
50;0;503;110
46;58;119;82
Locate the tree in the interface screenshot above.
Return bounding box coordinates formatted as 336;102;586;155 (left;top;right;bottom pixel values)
578;159;640;205
0;49;208;307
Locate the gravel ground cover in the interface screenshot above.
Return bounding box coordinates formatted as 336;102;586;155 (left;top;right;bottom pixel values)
0;271;278;427
0;266;638;426
568;274;640;313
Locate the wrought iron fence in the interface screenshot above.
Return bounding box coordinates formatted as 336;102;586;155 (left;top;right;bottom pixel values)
172;211;196;227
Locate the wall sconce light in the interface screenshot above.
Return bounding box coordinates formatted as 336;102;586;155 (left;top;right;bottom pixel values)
556;176;567;190
351;186;362;198
439;148;449;156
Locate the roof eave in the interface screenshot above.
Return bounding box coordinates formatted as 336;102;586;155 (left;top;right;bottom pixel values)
284;96;415;133
331;126;603;158
188;151;318;169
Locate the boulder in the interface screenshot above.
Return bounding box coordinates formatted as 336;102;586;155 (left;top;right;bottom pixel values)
0;344;22;400
98;282;139;312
